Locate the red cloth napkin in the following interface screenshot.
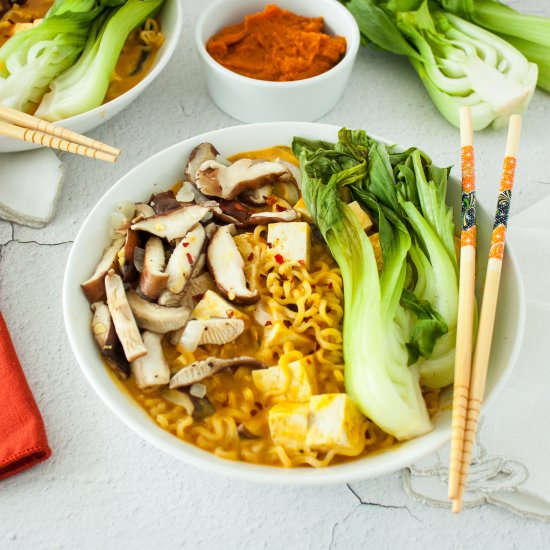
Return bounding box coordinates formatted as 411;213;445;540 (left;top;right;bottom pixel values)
0;312;51;480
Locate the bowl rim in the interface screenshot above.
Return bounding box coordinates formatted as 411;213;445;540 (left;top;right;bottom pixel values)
63;121;526;485
194;0;361;89
31;0;183;128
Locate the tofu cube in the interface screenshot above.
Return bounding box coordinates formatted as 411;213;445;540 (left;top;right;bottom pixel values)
293;198;313;223
267;222;311;268
192;290;247;320
268;402;309;450
348;201;374;232
369;233;383;272
252;355;318;402
306;394;365;455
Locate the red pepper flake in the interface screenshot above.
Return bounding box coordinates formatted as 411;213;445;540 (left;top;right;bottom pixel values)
275;204;286;212
183;242;190;247
326;307;332;313
248;252;254;261
267;195;277;205
298;259;305;266
255;401;263;410
186;252;193;264
264;320;272;326
259;274;267;280
283;320;292;328
306;358;312;364
250;409;258;417
227;309;235;318
274;254;284;264
328;282;333;289
311;284;316;289
193;293;205;302
267;243;272;249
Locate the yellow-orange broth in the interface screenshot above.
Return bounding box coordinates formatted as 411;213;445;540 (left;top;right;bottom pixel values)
109;145;441;468
0;0;163;109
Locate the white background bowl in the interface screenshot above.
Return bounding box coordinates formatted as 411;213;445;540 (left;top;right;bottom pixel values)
195;0;360;122
63;122;525;485
0;0;183;153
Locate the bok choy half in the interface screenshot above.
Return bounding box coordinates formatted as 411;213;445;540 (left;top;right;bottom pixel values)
293;129;458;440
342;0;538;130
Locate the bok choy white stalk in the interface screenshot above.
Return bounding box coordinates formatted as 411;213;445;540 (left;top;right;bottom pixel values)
343;0;538;130
36;0;163;121
0;0;100;112
436;0;550;92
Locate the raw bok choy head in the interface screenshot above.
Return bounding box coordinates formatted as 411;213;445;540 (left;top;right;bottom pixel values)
436;0;550;92
344;0;538;130
293;130;432;440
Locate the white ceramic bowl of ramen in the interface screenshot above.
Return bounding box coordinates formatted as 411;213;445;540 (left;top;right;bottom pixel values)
63;122;525;485
0;0;183;153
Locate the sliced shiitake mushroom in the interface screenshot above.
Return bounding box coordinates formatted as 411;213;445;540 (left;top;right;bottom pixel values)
140;236;169;300
178;318;245;352
185;143;221;183
195;159;290;200
81;238;124;303
207;225;260;305
131;331;170;391
91;301;130;379
170;356;266;388
165;224;206;294
105;270;146;362
242;209;298;227
131;205;209;242
126;290;190;333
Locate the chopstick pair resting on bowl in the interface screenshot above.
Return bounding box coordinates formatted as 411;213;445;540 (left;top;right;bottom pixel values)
0;105;120;162
449;107;522;513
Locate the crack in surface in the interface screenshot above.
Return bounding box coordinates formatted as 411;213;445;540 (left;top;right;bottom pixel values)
0;225;73;267
346;484;422;523
328;504;361;550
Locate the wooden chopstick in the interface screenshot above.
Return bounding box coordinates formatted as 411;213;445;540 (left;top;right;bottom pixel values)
448;106;477;500
452;114;522;514
0;105;120;156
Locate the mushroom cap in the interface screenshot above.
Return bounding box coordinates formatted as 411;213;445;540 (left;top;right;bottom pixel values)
178;318;245;351
91;301;130;379
131;205;210;242
207;225;259;305
140;236;169;300
242;209;298;227
241;184;273;206
195;158;290;201
81;237;124;303
169;356;266;388
126;290;191;333
149;191;182;214
165;224;206;294
185;143;220;183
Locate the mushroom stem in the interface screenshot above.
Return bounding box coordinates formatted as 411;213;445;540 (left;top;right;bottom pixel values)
105;270;146;362
131;331;170;391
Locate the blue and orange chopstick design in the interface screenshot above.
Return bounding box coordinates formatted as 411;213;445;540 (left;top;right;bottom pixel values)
451;114;522;514
448;107;477;500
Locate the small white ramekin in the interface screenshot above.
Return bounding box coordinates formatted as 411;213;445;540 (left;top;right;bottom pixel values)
195;0;360;122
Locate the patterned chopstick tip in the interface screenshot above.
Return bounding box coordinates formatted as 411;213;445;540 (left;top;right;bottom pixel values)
461;145;476;248
489;156;517;260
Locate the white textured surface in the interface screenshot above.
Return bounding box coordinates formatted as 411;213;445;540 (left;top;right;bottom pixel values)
1;0;550;547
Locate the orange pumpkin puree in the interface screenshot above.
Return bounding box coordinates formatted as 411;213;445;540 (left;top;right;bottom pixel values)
206;4;347;82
